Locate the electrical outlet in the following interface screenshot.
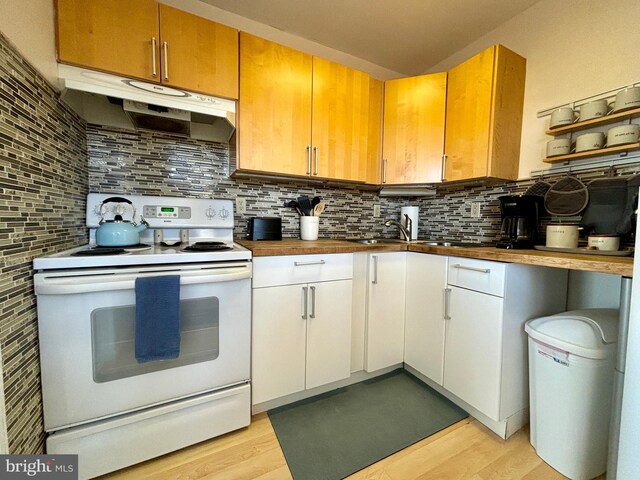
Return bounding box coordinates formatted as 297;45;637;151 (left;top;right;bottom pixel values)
470;202;481;218
373;204;380;217
236;198;246;214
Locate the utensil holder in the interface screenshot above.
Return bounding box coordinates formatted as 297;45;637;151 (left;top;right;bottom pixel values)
300;216;319;241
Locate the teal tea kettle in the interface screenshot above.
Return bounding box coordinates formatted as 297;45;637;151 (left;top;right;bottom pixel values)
95;197;149;247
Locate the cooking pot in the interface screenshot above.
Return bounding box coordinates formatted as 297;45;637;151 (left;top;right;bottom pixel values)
95;197;149;247
546;224;580;249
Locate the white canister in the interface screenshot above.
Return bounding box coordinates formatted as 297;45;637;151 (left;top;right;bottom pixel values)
549;107;577;129
300;216;319;241
607;124;640;147
400;206;419;240
546;138;572;157
546;225;579;249
578;99;611;121
587;235;620;251
613;87;640;113
575;132;605;152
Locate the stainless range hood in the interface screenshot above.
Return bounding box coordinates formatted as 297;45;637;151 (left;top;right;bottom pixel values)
58;64;236;142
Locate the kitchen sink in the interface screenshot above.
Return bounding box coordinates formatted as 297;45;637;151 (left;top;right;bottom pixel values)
349;238;408;244
348;238;489;247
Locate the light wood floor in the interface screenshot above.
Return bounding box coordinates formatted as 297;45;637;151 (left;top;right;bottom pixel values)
100;413;604;480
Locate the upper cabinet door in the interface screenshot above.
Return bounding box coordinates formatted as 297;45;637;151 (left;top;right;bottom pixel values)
382;72;447;184
158;4;238;99
238;33;312;176
311;58;381;183
444;45;526;182
56;0;160;82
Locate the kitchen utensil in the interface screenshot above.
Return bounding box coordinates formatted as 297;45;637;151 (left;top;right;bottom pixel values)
546;224;579;249
607;124;640;147
95;197;149;247
613;86;640;113
579;99;611;121
297;195;312;216
284;200;304;216
313;202;325;216
300;216;319;240
575;132;605;152
544;176;589;216
311;197;321;209
523;179;552;198
588;235;620;251
549;107;577;129
580;176;628;234
546;138;572;157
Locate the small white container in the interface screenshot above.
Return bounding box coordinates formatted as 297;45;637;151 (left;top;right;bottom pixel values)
546;138;572;157
607;124;640;147
579;99;610;121
575;132;605;152
549;107;576;128
300;216;319;241
546;225;579;249
588;235;620;251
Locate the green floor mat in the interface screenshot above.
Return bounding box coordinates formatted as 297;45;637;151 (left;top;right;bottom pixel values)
268;369;468;480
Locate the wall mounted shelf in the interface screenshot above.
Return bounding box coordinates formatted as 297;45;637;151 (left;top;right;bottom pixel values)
545;107;640;136
544;142;640;164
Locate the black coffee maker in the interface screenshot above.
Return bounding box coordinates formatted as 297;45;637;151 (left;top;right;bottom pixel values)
496;195;542;249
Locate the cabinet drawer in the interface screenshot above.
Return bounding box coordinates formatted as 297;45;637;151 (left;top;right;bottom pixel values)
253;254;353;288
447;257;505;297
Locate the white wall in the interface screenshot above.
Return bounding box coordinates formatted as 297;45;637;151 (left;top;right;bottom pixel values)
427;0;640;180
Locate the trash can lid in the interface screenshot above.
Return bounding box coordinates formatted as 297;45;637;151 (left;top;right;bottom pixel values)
525;309;618;359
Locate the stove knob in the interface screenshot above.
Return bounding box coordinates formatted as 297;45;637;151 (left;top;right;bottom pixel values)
220;208;229;219
206;207;216;218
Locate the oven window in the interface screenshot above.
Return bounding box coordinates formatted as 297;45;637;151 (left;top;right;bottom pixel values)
91;298;220;383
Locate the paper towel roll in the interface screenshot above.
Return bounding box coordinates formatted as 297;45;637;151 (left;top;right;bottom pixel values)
401;206;419;240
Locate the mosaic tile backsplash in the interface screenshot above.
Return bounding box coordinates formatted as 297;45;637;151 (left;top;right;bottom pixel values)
0;33;88;453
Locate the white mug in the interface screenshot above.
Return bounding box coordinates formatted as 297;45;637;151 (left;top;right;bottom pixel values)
587;235;620;251
549;107;577;129
546;225;579;249
579;99;611;121
546;138;572;157
575;132;605;152
607;124;640;147
300;216;319;241
613;87;640;113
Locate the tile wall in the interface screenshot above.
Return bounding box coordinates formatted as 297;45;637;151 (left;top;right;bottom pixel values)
0;33;88;453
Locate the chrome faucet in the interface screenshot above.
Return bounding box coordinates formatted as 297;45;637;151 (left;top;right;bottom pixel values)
384;216;412;241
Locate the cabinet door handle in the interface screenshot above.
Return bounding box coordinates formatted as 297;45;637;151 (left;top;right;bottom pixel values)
313;146;319;175
163;41;169;80
301;286;308;319
441;154;448;182
151;37;157;77
309;286;316;318
372;255;379;284
453;264;491;274
294;260;325;267
382;159;387;184
306;145;312;174
444;288;452;320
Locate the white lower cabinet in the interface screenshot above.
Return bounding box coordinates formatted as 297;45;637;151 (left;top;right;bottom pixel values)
404;252;448;384
365;252;406;372
251;254;353;405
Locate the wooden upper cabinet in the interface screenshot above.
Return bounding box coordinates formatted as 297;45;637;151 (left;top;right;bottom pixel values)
159;5;238;99
238;34;382;182
312;57;381;183
55;0;239;98
382;72;447;184
444;44;526;182
56;0;159;81
238;33;312;176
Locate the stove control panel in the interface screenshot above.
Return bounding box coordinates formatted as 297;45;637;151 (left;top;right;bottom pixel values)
143;205;191;219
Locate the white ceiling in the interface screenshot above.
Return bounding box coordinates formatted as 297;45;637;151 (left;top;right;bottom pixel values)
200;0;541;75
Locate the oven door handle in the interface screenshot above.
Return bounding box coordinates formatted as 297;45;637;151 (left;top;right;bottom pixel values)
34;265;252;295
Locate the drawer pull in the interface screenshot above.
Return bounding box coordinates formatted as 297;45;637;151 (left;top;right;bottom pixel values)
294;260;326;267
372;255;379;284
301;286;308;319
444;288;452;320
453;264;490;274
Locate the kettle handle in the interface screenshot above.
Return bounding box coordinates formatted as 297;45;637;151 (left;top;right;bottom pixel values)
98;197;136;225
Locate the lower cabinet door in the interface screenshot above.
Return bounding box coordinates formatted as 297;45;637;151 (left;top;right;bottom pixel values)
404;253;448;384
305;280;352;389
252;284;307;404
443;286;503;420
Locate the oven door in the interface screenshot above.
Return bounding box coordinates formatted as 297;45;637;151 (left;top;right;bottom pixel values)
35;262;251;431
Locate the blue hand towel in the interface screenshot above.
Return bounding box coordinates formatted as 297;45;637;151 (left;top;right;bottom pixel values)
135;275;181;363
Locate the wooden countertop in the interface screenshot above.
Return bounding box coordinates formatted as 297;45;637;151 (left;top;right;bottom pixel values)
236;239;634;277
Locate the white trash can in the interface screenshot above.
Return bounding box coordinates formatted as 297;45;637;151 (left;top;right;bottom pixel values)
525;309;618;480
